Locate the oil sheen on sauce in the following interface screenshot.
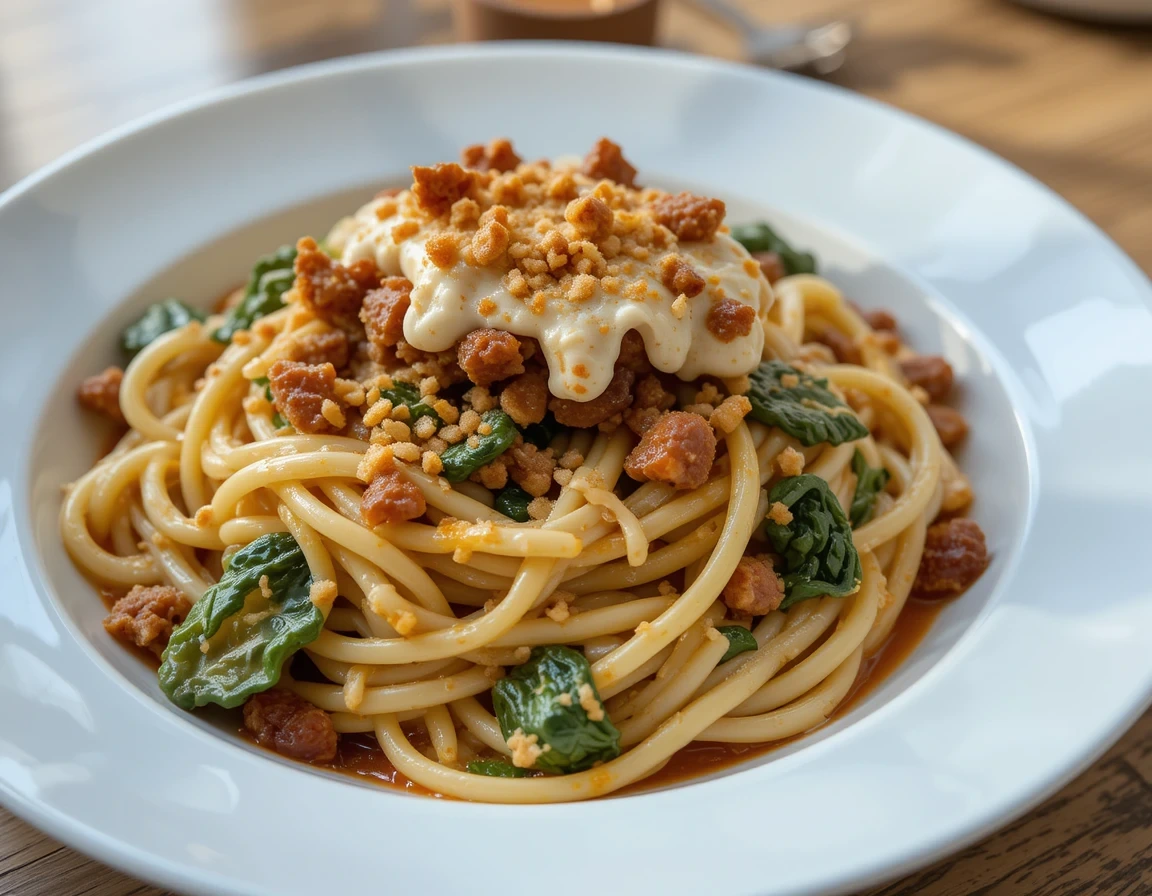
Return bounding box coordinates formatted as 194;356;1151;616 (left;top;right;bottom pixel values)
314;599;947;798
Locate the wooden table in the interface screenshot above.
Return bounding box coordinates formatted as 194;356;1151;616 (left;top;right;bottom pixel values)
1;1;1149;893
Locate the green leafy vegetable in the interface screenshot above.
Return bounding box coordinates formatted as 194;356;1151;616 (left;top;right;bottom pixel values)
158;532;322;709
377;381;442;427
494;484;533;522
212;245;297;343
849;450;890;528
492;645;621;774
521;413;561;450
764;474;862;609
252;376;288;429
467;759;529;778
730;221;817;276
121;299;204;358
746;361;868;447
717;626;758;663
439;410;518;483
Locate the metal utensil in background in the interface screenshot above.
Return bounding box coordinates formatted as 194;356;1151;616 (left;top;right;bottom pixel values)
683;0;855;73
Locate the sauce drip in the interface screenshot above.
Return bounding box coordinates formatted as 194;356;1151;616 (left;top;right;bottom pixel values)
334;158;769;403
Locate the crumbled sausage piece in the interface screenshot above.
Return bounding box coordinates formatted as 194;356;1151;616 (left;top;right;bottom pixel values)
286;330;350;369
722;556;785;616
926;404;968;448
499;372;549;425
901;355;954;402
658;255;706;298
861;307;898;333
506;442;556;497
77;366;125;423
461;138;521;172
550;366;635;428
345;412;371;442
813;326;862;365
752;251;786;284
706;299;757;343
913;518;988;599
582;138;637;187
564;195;614;241
361;468;426;526
360;277;414;361
295;236;379;332
267;360;343;434
651;192;726;243
623;374;676;435
615;329;652;374
456;329;525;386
624;411;717;490
243;689;337;763
411;163;475;216
103;585;192;654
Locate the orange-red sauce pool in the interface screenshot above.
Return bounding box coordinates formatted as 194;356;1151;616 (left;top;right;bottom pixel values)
315;598;945;796
106;563;943;797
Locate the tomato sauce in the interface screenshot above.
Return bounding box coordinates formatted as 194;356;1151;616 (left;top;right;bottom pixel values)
102;556;944;797
621;598;944;793
315;598;946;796
324;728;443;798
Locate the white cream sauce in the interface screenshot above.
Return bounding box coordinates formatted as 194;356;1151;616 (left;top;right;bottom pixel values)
335;184;772;402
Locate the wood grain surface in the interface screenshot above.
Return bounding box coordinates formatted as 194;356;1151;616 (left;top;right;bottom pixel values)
1;0;1149;893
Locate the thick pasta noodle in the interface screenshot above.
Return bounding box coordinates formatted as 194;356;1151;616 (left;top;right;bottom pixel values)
63;139;988;802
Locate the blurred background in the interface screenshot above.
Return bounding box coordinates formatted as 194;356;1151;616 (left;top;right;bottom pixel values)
0;0;1149;271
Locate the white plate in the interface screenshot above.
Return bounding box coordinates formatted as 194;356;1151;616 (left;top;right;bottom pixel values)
2;43;1151;896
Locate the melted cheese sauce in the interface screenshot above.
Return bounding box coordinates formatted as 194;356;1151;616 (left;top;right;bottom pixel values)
333;163;772;402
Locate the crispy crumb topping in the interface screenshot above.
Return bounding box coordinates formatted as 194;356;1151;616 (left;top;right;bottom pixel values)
333;138;771;403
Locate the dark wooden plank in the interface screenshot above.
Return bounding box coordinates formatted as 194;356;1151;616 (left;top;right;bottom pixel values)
0;814;165;896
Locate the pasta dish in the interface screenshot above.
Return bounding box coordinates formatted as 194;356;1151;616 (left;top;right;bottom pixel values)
63;138;988;802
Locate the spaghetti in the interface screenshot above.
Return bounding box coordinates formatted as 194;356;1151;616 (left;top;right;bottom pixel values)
63;138;988;803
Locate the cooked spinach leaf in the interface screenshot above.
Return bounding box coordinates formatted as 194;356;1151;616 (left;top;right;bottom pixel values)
467;759;529;778
252;376;287;429
520;412;561;450
377;381;442;427
439;410;518;483
730;221;817;276
717;625;758;663
158;532;322;709
121;298;204;358
849;449;890;528
492;645;620;774
746;361;868;447
494;484;533;522
212;245;297;343
764;474;861;609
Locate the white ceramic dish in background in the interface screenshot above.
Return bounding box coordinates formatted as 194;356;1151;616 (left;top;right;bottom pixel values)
1;43;1151;896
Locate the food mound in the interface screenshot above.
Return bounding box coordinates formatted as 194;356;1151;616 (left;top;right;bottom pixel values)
65;138;987;802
